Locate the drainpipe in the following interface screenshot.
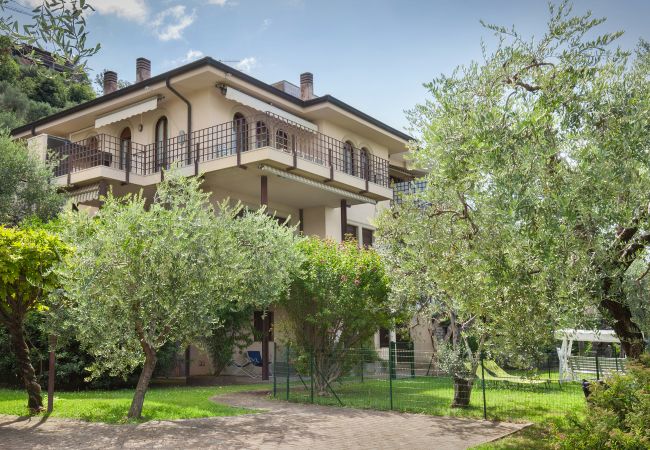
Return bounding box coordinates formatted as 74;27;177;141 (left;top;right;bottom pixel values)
165;77;193;174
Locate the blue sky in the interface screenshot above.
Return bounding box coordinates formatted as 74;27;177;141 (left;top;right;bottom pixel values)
13;1;650;131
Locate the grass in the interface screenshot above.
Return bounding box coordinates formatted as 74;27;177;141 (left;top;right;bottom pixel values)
472;423;555;449
278;375;585;423
472;416;574;449
0;384;269;424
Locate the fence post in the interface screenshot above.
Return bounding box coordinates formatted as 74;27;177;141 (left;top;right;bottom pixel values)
272;342;277;398
595;354;600;381
286;345;290;401
409;342;415;379
388;342;395;410
360;349;364;383
389;341;396;381
310;350;314;404
547;353;552;381
47;334;56;413
480;355;487;420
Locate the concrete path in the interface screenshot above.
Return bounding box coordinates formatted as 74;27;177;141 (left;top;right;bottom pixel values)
0;391;526;449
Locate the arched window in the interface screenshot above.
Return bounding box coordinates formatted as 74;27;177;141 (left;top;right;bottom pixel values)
343;141;355;176
155;116;168;171
276;129;289;151
233;113;249;154
119;127;131;170
85;135;101;168
255;121;268;148
360;147;370;181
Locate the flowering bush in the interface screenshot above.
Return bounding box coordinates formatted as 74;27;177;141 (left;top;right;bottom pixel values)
280;237;391;394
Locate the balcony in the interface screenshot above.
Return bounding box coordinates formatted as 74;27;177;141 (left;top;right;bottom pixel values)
49;113;391;197
392;180;427;204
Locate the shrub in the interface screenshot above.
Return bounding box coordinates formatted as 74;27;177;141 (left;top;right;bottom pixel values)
280;237;391;395
0;313;139;391
0;319;179;390
555;354;650;449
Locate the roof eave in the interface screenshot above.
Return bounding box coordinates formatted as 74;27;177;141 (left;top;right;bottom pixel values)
11;57;413;143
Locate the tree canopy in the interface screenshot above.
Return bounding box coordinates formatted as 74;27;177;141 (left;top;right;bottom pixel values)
0;225;69;411
281;237;391;393
383;2;650;360
0;133;64;227
0;0;100;74
60;173;300;418
0;35;95;130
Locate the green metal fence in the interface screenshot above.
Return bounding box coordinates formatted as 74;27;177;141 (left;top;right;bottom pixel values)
273;343;590;423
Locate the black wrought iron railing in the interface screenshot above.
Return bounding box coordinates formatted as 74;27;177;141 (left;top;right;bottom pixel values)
49;113;391;188
51;134;148;183
392;180;427;204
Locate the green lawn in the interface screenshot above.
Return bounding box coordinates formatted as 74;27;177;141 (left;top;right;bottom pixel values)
0;384;269;423
278;376;585;423
472;423;554;450
472;416;574;450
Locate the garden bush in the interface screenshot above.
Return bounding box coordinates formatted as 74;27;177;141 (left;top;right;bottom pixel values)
555;354;650;449
0;314;140;390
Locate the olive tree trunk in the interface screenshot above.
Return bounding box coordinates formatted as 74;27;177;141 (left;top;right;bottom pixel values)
600;280;645;359
127;342;157;419
451;375;474;408
7;320;44;413
598;227;649;359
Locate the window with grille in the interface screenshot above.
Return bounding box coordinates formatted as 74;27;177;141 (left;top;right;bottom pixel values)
276;129;289;151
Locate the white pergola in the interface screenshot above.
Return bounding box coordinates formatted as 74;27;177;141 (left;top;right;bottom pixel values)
555;329;621;381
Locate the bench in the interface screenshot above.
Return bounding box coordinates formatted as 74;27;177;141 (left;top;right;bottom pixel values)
568;356;626;379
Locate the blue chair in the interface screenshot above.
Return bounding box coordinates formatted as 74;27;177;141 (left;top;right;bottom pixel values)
229;350;264;378
247;351;263;368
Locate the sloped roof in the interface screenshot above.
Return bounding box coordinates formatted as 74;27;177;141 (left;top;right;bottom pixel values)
11;57;412;142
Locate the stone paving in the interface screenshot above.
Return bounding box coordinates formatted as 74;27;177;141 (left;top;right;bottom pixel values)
0;390;527;449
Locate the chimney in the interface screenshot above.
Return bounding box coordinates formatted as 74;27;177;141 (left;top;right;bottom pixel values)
136;57;151;83
103;70;118;95
300;72;314;100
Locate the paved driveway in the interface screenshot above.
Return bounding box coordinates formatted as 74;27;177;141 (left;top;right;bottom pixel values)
0;391;526;449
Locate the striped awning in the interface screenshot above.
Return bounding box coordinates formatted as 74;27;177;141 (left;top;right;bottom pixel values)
259;165;376;205
65;183;101;204
95;96;159;128
225;87;318;132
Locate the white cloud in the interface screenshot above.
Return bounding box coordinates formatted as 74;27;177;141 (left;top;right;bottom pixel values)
163;49;205;68
260;18;272;32
235;57;257;73
151;5;197;41
22;0;148;22
183;49;204;62
207;0;231;5
93;0;148;22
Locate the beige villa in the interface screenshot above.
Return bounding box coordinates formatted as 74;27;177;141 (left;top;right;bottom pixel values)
12;57;431;379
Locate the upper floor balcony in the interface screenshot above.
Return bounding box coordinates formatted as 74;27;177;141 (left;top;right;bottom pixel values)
49;112;392;201
392;179;427;204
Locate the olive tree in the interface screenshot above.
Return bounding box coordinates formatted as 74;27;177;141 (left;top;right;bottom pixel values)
0;0;100;73
61;173;299;419
393;2;650;360
0;133;64;226
0;226;69;412
376;193;559;407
